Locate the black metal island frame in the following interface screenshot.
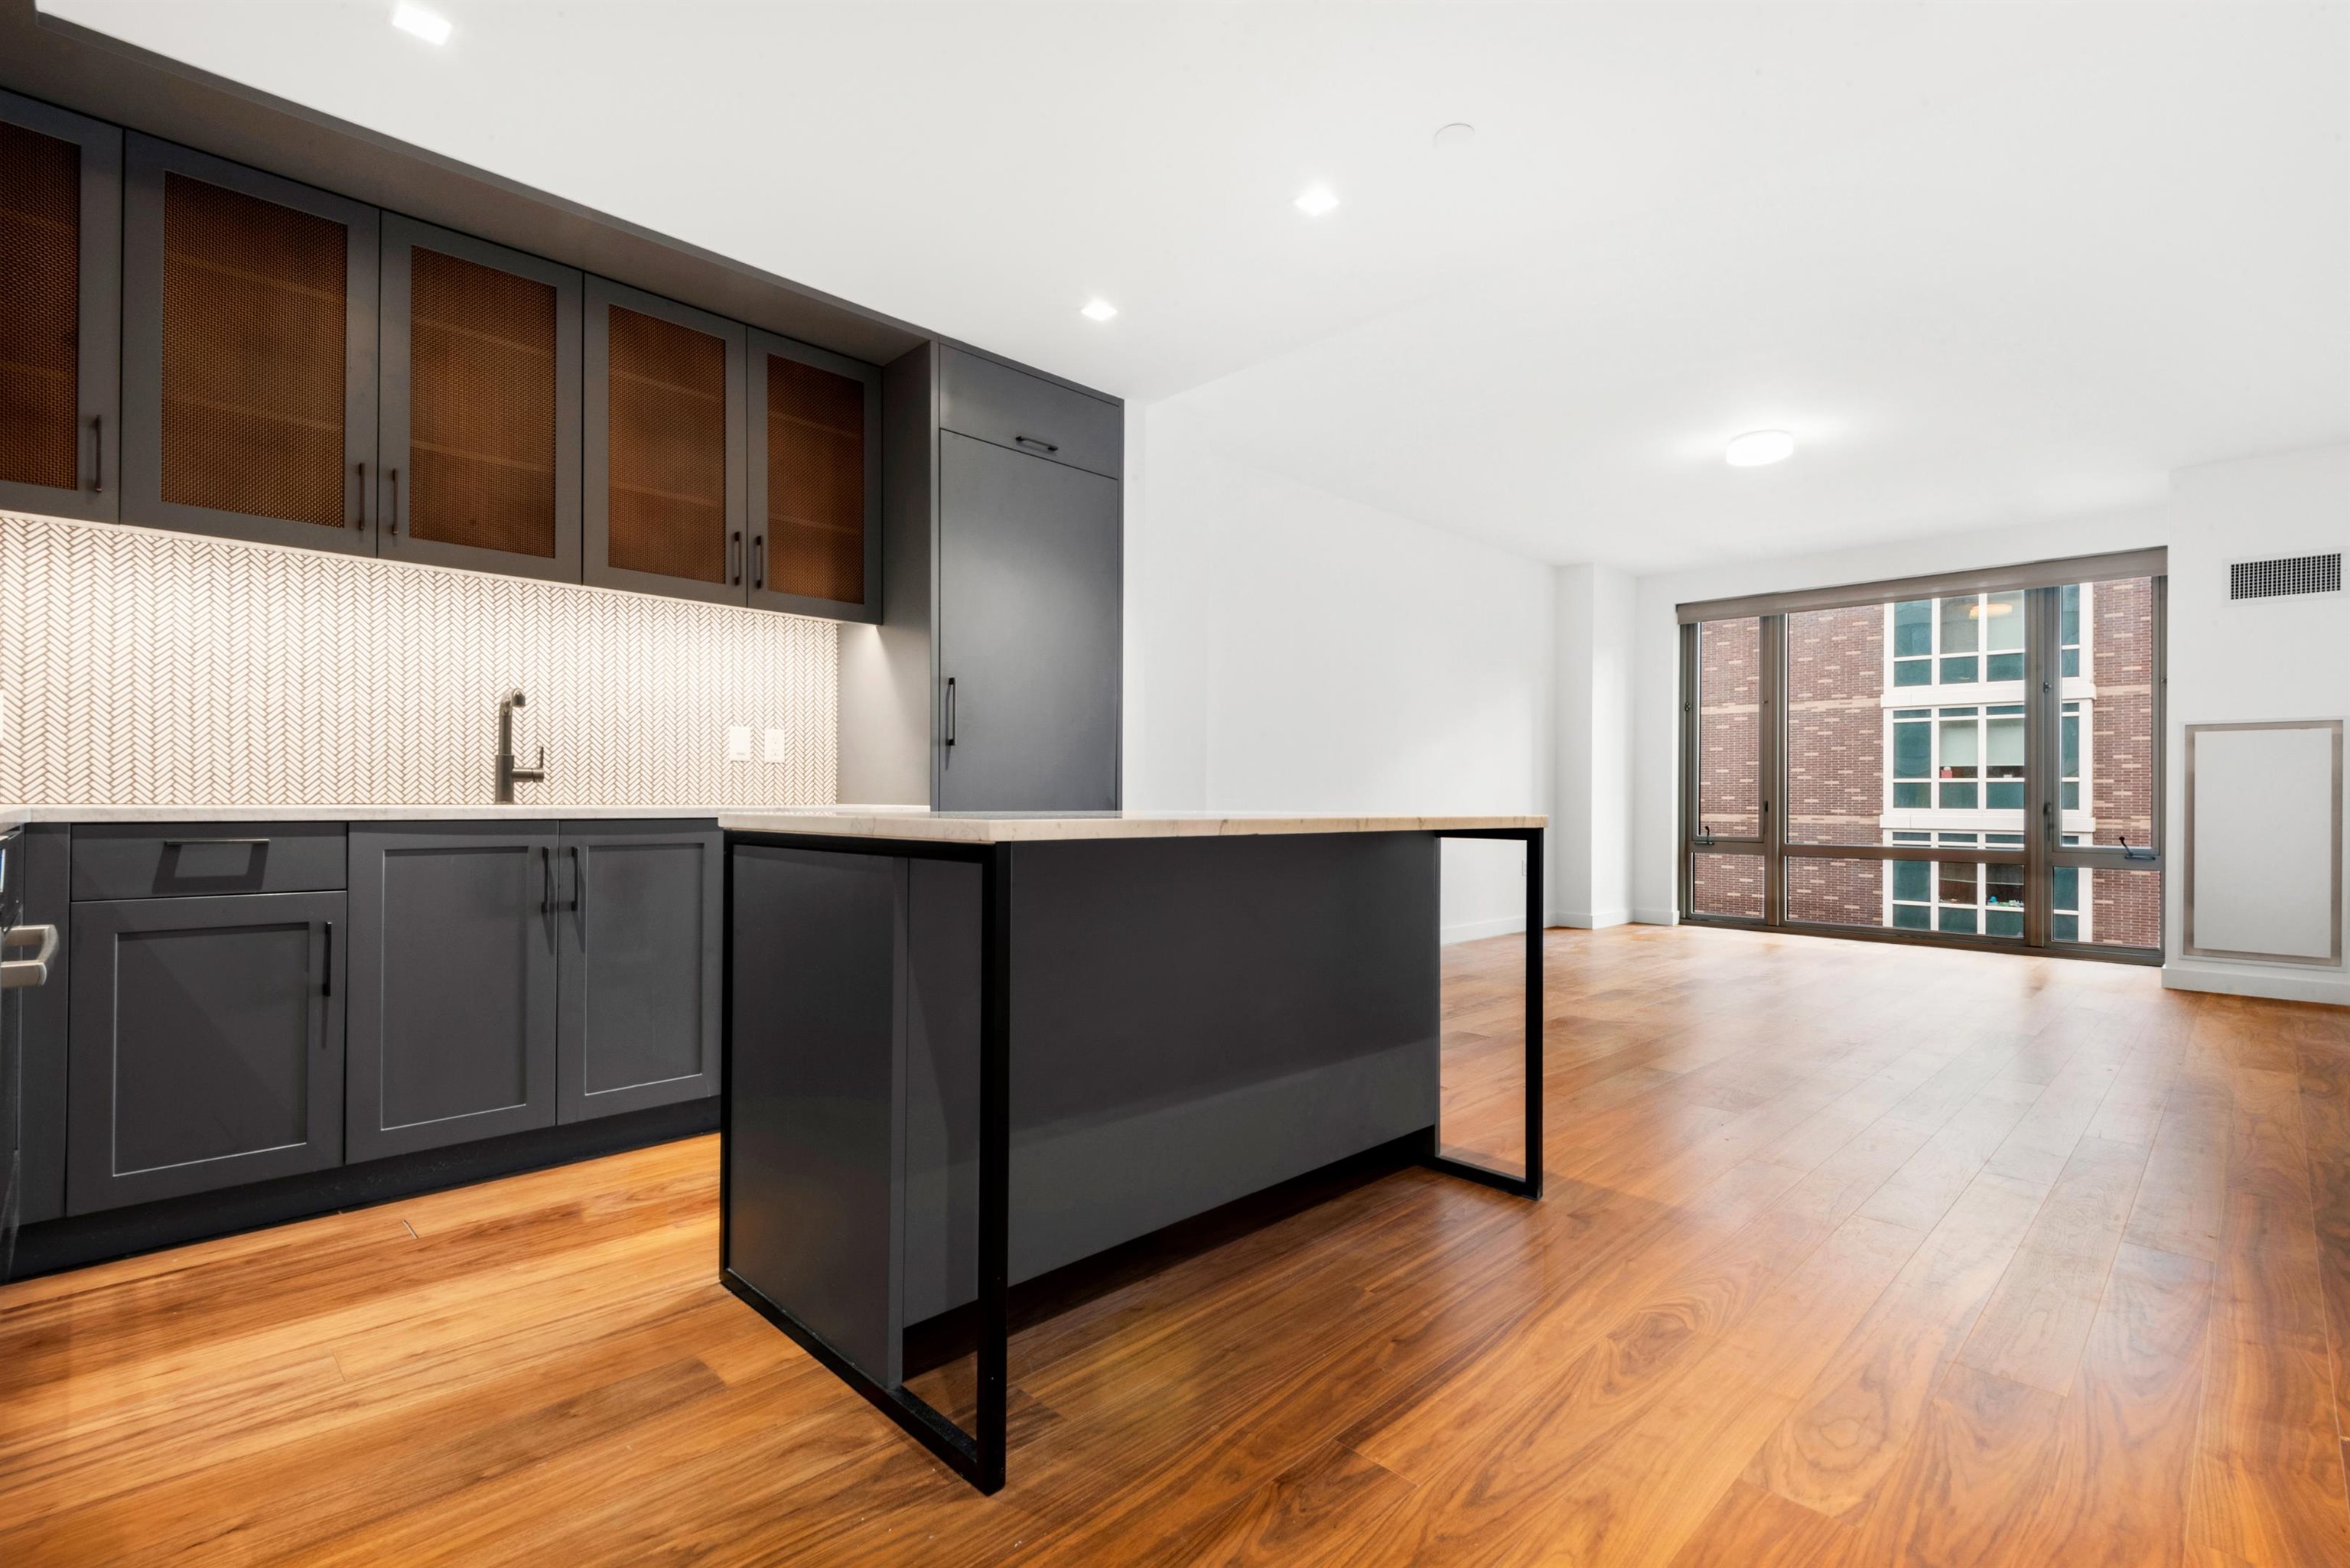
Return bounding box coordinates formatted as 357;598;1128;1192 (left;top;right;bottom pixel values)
716;810;1544;1494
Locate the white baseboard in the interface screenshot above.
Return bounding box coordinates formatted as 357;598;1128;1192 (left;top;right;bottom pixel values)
2162;959;2350;1008
1441;914;1528;945
1554;908;1631;930
1630;906;1681;926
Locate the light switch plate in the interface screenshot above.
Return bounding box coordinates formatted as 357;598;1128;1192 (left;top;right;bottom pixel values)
725;724;753;763
762;727;789;763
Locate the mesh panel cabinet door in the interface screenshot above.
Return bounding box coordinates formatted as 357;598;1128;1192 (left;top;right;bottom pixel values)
583;275;747;607
122;135;378;553
747;329;881;623
379;216;582;582
0;90;119;521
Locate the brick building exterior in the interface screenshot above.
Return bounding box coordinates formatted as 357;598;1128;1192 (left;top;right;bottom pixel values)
1691;579;2160;948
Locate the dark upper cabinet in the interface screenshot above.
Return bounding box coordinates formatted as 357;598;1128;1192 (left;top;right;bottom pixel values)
0;89;121;521
122;135;379;553
379;216;582;583
555;821;721;1122
347;824;559;1161
67;890;345;1215
936;430;1121;812
747;330;881;622
938;346;1121;480
583;276;748;607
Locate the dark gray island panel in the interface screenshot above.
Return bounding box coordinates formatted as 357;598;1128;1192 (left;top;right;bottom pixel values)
899;834;1442;1322
727;844;907;1386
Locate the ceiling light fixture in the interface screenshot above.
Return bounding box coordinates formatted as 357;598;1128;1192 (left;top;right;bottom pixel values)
1433;122;1477;151
1079;298;1118;323
1723;429;1795;467
391;3;452;44
1294;184;1340;217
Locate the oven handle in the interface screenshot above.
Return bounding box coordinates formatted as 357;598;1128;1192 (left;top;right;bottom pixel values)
1;923;60;991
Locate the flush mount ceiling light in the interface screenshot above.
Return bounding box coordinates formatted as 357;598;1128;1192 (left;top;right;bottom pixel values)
1723;429;1795;467
1294;184;1340;217
391;3;452;44
1079;298;1118;323
1433;122;1477;151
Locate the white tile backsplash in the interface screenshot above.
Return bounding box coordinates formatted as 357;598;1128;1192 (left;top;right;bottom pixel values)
0;509;838;807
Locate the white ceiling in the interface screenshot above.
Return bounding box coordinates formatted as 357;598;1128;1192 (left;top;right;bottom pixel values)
48;1;2350;572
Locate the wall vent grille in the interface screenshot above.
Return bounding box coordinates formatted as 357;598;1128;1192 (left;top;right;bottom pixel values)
2230;553;2342;601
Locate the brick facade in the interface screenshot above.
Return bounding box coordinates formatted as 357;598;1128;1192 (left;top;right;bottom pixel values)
1692;580;2161;948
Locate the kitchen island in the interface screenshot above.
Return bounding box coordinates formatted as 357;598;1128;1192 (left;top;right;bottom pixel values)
717;811;1544;1493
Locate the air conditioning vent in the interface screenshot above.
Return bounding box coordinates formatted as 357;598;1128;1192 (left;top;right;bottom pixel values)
2230;553;2341;600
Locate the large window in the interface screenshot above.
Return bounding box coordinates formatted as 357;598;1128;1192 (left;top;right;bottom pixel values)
1681;552;2164;958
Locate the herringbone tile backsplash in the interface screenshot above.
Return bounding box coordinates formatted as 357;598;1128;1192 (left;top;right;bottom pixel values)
0;511;838;806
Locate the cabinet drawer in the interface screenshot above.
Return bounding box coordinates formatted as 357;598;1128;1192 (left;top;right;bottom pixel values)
938;347;1121;480
73;823;347;900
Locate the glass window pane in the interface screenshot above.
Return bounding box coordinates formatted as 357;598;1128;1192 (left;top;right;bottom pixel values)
1785;857;1924;932
1893;903;1931;930
2070;576;2160;851
1940;783;1978;808
2061;714;2080;777
1893;860;1929;901
2052;864;2078;911
1787;605;1893;847
1940;656;1979;684
1940;717;1979;774
1987;909;2023;938
1987;716;2024;775
1987;782;2024;809
1696;617;1762;840
1939;864;1977;904
1894;659;1932;687
1986;652;2024;682
1690;851;1766;919
1987;864;2025;909
1893;782;1930;807
1985;591;2025;651
2069;864;2162;950
1894;721;1930;778
1893;600;1932;657
1938;907;1979;935
2053;912;2080;942
2062;781;2081;809
2061;647;2081;678
1940;596;1979;654
2059;584;2080;647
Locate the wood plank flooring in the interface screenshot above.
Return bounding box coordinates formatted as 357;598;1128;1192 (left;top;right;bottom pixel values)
5;923;2348;1566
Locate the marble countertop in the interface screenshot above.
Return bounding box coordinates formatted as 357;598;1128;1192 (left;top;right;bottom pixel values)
717;810;1545;844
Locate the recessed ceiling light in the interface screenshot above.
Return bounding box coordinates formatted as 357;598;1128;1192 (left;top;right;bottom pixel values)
1079;298;1118;323
1294;184;1340;217
391;3;452;44
1724;429;1795;467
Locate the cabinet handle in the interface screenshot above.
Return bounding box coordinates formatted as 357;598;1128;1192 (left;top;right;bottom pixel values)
571;844;588;945
730;530;744;586
944;676;957;747
751;534;766;591
162;838;269;850
387;467;400;535
1014;434;1059;454
321;920;334;1000
91;414;103;495
356;461;368;530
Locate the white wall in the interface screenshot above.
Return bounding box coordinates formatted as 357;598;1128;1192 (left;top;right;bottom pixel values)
1126;400;1556;942
1553;564;1636;926
1619;441;2350;1004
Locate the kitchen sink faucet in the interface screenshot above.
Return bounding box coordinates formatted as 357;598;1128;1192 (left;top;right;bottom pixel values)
496;689;546;803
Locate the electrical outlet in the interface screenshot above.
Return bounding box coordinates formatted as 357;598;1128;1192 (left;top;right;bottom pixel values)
762;727;789;763
725;724;753;763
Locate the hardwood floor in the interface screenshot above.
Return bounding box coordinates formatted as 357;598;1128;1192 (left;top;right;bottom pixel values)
5;923;2349;1566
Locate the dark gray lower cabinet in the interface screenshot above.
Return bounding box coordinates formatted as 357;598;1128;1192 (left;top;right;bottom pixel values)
347;825;559;1161
556;821;721;1122
67;891;344;1215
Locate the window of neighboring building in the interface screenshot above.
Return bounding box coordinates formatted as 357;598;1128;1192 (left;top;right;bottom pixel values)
1892;591;2026;688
